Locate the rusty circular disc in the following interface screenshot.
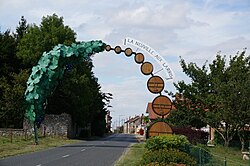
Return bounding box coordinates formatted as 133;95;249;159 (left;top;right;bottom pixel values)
148;121;173;137
141;62;153;75
124;48;133;57
114;46;122;54
152;95;172;116
134;53;144;64
147;76;164;94
105;45;112;51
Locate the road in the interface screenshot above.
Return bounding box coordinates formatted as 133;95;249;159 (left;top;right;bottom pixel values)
0;133;138;166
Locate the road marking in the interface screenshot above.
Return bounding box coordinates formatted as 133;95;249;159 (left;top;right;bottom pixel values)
36;164;42;166
62;154;70;158
81;149;86;152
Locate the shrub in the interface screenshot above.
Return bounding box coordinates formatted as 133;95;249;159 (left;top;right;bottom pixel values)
145;134;190;151
141;148;196;166
172;127;208;144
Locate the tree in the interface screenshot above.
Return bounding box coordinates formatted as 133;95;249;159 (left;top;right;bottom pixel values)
15;16;28;43
17;14;76;68
0;27;26;128
173;50;250;147
0;70;29;128
0;30;17;76
0;17;28;127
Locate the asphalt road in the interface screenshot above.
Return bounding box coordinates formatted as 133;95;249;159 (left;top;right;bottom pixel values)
0;133;138;166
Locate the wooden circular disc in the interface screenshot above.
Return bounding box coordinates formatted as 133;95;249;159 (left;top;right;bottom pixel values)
114;46;122;54
134;53;144;64
124;48;133;57
152;95;172;116
148;121;173;137
141;62;153;75
105;45;112;51
147;76;164;94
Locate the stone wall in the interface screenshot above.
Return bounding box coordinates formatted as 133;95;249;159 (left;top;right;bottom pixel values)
23;113;73;138
42;113;72;137
0;128;27;137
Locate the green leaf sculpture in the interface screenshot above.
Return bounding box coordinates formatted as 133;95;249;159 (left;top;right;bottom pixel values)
24;40;106;123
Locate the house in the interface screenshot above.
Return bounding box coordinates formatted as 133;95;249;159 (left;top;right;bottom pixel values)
146;103;169;120
123;115;145;134
105;111;112;132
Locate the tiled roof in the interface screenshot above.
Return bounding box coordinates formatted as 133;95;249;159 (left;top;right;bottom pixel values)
124;115;141;123
146;103;169;119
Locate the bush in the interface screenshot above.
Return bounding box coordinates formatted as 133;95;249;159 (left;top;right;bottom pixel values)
172;127;208;144
141;148;196;166
145;134;190;151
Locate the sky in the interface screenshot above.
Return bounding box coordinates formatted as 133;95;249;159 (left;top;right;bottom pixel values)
1;0;250;129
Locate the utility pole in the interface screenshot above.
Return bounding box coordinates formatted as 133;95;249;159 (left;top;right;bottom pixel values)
118;115;125;127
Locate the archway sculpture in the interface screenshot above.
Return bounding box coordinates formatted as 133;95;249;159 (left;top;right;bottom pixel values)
24;40;173;144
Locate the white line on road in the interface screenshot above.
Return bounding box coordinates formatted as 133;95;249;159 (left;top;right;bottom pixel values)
36;164;42;166
62;154;70;158
81;149;86;152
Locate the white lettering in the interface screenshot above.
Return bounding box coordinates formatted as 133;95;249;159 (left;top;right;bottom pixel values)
127;39;133;44
124;37;175;81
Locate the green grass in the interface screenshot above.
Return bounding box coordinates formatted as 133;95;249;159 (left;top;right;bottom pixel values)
0;135;80;159
114;143;250;166
207;145;249;166
115;143;146;166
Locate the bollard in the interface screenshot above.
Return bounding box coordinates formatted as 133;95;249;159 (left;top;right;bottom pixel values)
224;157;227;166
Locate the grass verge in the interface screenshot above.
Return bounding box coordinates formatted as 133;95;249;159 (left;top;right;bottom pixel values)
114;142;249;166
207;145;249;166
0;136;80;159
115;143;145;166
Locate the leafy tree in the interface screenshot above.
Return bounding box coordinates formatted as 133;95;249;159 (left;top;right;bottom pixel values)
173;50;250;147
15;16;28;43
0;30;17;76
17;14;76;68
166;101;206;129
0;17;28;127
0;70;29;128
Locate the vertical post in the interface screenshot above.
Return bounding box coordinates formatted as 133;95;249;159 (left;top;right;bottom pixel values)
25;129;27;140
199;147;202;166
10;129;13;143
34;122;38;145
224;157;227;166
119;116;120;128
248;141;250;166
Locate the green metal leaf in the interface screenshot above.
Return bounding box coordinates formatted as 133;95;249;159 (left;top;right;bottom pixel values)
27;84;34;92
34;93;39;99
26;93;34;101
85;47;93;54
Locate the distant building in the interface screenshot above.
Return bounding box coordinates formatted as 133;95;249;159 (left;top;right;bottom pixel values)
123;115;145;134
105;111;112;132
146;103;169;120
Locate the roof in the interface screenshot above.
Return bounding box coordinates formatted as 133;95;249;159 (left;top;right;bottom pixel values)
125;115;141;123
146;103;169;120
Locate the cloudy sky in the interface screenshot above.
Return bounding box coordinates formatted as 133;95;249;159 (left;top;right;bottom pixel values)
1;0;250;128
